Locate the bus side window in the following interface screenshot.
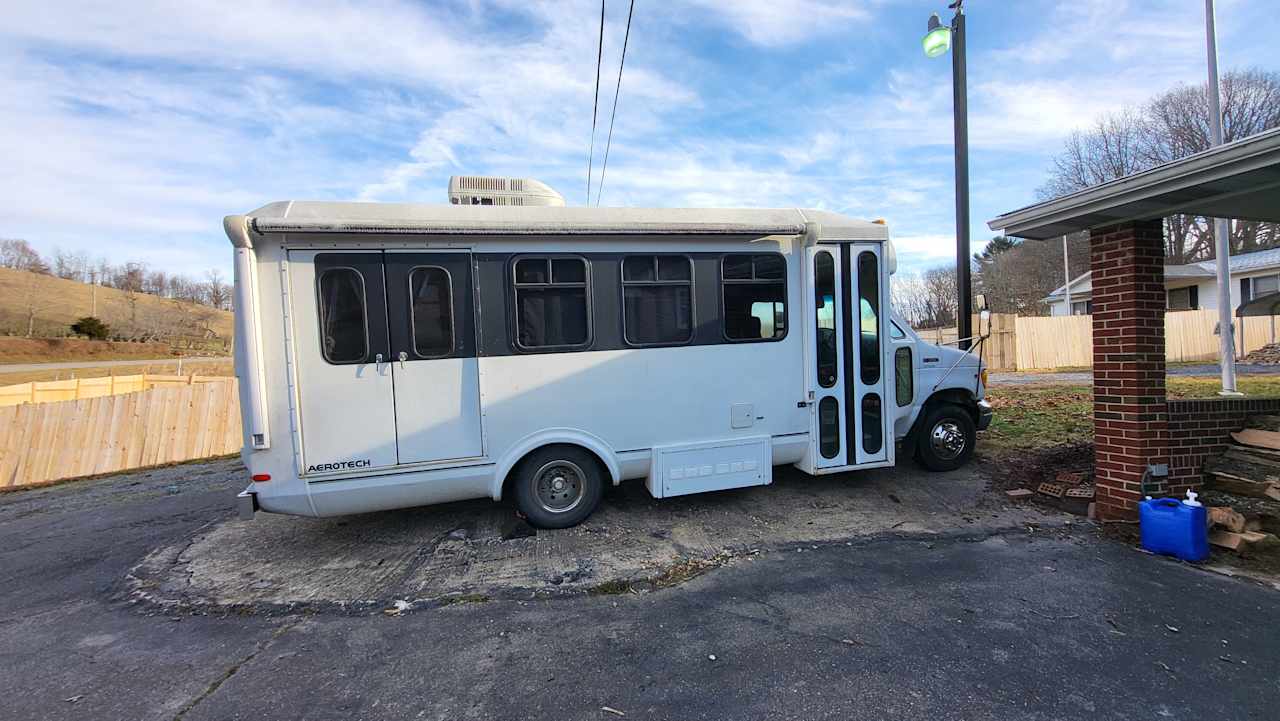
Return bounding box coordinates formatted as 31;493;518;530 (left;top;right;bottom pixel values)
317;267;369;364
512;256;591;350
622;255;694;346
895;347;913;406
722;253;786;341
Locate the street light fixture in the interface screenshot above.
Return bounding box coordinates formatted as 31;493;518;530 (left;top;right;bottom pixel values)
923;0;972;349
923;14;951;58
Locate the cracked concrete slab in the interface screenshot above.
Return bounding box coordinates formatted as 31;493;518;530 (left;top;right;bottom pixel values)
132;462;1063;610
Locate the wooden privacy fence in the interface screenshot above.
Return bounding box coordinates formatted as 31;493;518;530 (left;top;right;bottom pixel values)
0;378;241;489
910;313;1018;371
1015;309;1280;370
0;373;228;407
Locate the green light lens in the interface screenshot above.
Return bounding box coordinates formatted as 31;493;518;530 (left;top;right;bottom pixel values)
923;25;951;58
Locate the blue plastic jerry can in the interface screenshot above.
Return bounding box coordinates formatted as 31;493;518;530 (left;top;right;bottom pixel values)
1139;491;1209;562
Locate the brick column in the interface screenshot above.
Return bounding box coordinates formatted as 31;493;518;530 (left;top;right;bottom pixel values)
1090;219;1167;519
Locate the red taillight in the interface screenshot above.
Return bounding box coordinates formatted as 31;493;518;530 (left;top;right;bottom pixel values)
251;473;271;482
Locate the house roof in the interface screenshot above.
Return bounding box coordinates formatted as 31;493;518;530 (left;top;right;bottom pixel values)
988;127;1280;239
1043;245;1280;303
231;202;891;242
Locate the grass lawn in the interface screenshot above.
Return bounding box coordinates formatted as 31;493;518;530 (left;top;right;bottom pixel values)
982;375;1280;455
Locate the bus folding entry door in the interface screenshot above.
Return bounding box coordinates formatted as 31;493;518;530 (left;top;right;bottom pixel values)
287;250;399;475
383;252;483;465
801;245;850;472
847;244;889;465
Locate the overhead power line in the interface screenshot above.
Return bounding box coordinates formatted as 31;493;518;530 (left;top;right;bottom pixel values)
596;0;635;206
586;0;606;206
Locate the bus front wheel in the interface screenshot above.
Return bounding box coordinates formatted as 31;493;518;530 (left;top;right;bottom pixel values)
915;404;976;472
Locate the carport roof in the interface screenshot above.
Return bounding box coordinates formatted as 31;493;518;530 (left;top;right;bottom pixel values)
988;127;1280;240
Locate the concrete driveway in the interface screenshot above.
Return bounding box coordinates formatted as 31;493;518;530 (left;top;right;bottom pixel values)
1;458;1278;720
132;461;1047;611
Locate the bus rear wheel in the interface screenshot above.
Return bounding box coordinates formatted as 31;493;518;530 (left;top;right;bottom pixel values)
513;446;604;529
915;404;976;472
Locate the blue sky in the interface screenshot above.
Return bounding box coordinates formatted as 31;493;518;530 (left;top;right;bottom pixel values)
2;0;1276;277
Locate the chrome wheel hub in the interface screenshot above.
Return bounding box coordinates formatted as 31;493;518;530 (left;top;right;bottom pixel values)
533;461;585;514
930;420;966;461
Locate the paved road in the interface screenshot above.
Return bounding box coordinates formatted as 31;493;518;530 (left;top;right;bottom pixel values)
992;362;1280;386
0;356;226;373
2;465;1278;720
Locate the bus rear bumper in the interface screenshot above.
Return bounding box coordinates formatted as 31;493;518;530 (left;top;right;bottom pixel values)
236;488;259;521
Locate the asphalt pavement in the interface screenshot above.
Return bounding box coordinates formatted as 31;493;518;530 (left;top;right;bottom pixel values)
1;462;1278;720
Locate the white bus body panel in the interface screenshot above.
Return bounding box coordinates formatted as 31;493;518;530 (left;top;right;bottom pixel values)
285;250;399;473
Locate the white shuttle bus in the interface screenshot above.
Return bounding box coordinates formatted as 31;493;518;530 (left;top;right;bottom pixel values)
226;186;991;528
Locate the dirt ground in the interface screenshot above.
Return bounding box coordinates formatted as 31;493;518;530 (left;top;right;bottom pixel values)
130;459;1063;613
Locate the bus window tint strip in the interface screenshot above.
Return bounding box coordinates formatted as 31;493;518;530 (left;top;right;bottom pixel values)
622;255;693;346
857;251;880;384
721;253;787;342
814;251;837;388
317;268;369;364
512;256;591;350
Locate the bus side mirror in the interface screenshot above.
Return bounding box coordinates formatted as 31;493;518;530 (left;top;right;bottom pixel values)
973;294;989;312
979;309;991;324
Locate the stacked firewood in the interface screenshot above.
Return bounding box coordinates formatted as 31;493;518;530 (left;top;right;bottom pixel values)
1241;343;1280;364
1201;416;1280;553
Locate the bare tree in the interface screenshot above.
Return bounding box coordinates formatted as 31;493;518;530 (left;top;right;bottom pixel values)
0;239;50;274
204;269;230;310
974;233;1090;315
1040;68;1280;263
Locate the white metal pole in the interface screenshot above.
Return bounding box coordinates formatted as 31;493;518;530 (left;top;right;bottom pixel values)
1205;0;1239;394
1062;235;1072;314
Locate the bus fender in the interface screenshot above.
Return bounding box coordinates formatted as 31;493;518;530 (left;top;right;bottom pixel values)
491;428;622;500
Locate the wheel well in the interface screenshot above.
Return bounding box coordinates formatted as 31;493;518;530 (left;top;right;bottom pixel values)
922;389;978;421
908;390;978;444
500;443;611;502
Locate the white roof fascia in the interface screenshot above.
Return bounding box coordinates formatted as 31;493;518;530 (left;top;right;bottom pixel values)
237;203;890;242
988;127;1280;239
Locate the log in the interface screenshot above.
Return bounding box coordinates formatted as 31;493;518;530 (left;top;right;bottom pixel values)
1208;530;1276;553
1227;441;1280;463
1203;455;1280;484
1245;415;1280;433
1208;506;1248;533
1232;429;1280;451
1203;473;1280;501
1224;447;1280;471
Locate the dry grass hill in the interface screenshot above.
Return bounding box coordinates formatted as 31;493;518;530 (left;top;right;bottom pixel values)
0;266;233;350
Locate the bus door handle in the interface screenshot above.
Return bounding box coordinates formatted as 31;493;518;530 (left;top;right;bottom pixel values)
398;351;408;369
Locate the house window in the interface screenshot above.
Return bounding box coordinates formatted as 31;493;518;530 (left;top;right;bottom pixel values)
621;255;694;346
1250;274;1280;301
317;268;369;364
722;254;787;341
512;256;591;350
1167;286;1199;312
1070;300;1092;316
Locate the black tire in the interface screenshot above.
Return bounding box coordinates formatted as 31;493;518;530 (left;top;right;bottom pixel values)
512;446;605;529
915;404;976;472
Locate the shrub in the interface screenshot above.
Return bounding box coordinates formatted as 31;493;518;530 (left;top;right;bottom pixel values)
71;316;111;340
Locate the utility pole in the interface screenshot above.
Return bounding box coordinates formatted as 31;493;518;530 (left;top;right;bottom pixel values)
951;6;972;348
922;1;972;346
1062;235;1072;315
1205;0;1239;394
89;269;97;316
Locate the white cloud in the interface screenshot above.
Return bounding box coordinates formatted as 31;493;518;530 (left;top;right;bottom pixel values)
679;0;871;47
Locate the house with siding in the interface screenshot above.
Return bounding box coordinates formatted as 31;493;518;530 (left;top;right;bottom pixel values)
1044;246;1280;316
